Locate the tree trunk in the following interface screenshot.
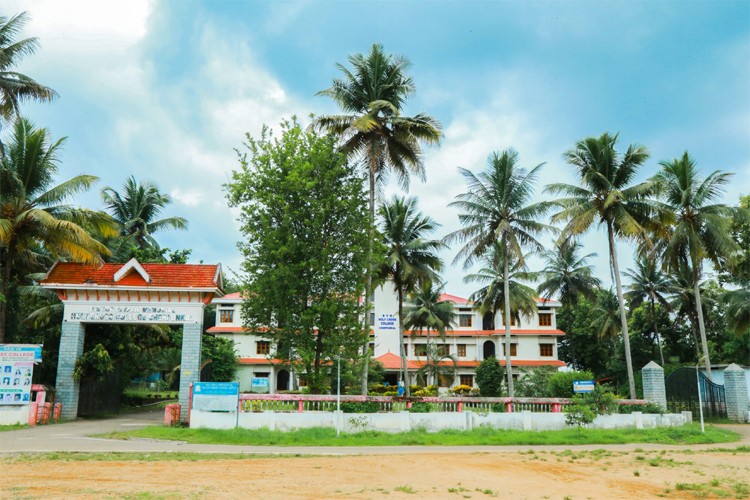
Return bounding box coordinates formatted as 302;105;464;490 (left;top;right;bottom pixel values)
503;239;514;397
651;297;665;366
608;222;637;399
566;305;577;369
360;160;376;395
398;284;410;397
691;257;712;380
426;326;431;386
0;248;15;344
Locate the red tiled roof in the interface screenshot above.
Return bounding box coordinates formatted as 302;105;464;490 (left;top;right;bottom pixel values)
405;329;565;337
439;293;470;305
374;352;419;370
41;262;221;289
222;292;243;300
207;326;245;333
238;357;285;365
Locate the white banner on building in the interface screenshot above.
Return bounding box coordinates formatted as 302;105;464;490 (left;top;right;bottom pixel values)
63;303;201;324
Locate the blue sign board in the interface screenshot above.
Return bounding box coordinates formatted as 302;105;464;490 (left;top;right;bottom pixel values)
573;380;595;393
0;344;42;362
194;382;239;395
251;377;269;387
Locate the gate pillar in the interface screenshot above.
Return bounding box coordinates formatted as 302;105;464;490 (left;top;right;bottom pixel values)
642;361;666;410
56;321;86;420
724;364;749;423
179;321;203;420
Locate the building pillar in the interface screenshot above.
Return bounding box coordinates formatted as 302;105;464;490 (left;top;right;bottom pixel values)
56;321;86;420
641;361;667;410
179;321;203;419
724;363;749;423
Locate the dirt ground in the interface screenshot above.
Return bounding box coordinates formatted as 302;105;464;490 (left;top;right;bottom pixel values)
2;448;749;499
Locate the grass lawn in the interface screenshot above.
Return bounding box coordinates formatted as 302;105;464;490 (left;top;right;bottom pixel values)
98;423;739;447
0;424;26;432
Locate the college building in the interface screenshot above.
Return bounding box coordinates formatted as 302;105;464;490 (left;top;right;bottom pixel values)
207;282;565;393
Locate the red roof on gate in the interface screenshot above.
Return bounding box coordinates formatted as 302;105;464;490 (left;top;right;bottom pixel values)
41;261;222;290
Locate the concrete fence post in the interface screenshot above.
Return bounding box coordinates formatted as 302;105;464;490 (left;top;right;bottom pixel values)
723;363;749;423
55;321;86;420
641;361;667;410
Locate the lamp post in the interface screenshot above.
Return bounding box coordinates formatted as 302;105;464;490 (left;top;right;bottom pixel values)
336;353;341;437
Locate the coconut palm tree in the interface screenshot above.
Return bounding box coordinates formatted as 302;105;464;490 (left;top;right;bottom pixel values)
315;44;443;393
722;288;750;336
404;279;455;384
445;149;550;396
0;118;116;342
101;176;188;251
591;289;621;340
465;244;539;329
0;13;56;127
668;261;707;359
652;152;738;379
624;255;672;365
379;196;444;396
546;132;654;399
537;239;601;369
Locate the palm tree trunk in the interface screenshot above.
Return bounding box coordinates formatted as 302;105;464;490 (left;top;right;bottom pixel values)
0;249;15;344
691;257;712;380
503;239;514;397
607;222;637;399
566;305;577;369
426;326;431;386
651;297;665;366
360;160;376;395
398;285;410;397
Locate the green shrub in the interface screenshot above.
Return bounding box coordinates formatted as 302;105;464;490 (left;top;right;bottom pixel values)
491;402;507;413
515;367;556;398
619;402;665;414
547;370;595;398
565;400;597;431
476;357;505;397
451;384;473;396
407;402;432;413
340;401;380;413
564;384;618;431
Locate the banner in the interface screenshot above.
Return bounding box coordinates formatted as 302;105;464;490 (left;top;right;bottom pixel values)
0;345;39;405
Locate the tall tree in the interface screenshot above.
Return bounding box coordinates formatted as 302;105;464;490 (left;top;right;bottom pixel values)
0;13;56;128
465;244;539;329
101;176;187;252
225;119;370;393
653;152;739;379
379;196;444;396
445;149;550;396
0;118;115;342
315;44;443;393
546;132;654;399
404;279;455;385
624;255;671;365
537;239;601;369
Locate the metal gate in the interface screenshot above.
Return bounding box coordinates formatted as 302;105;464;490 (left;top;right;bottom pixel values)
665;367;726;419
77;365;121;417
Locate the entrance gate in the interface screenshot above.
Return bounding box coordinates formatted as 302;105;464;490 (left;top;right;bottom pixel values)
41;258;223;420
665;367;727;419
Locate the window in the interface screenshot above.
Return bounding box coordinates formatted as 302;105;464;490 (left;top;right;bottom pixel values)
458;314;473;327
369;312;375;326
414;344;426;357
460;374;474;387
298;375;308;387
436;344;449;357
256;341;270;355
457;344;466;357
254;372;269;378
438;374;453;387
539;344;554;357
538;313;552;327
502;343;517;356
219;308;234;323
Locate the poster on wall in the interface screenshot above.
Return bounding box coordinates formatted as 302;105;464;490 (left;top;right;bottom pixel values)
0;344;41;405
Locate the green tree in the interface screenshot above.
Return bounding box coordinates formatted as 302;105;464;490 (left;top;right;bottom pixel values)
315;44;443;394
547;132;654;399
537;239;601;369
0;118;115;343
225;118;370;393
465;244;538;328
653;153;739;379
475;356;505;397
379;196;444;396
415;344;457;389
446;149;550;396
0;13;56;127
624;255;672;365
101;176;187;253
404;279;455;385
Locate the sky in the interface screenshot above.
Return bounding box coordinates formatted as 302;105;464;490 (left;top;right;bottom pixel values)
7;0;750;298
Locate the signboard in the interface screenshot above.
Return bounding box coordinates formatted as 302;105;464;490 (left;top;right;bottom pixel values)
192;382;239;412
251;377;269;387
573;380;595;393
64;303;200;324
0;344;39;405
377;314;398;331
